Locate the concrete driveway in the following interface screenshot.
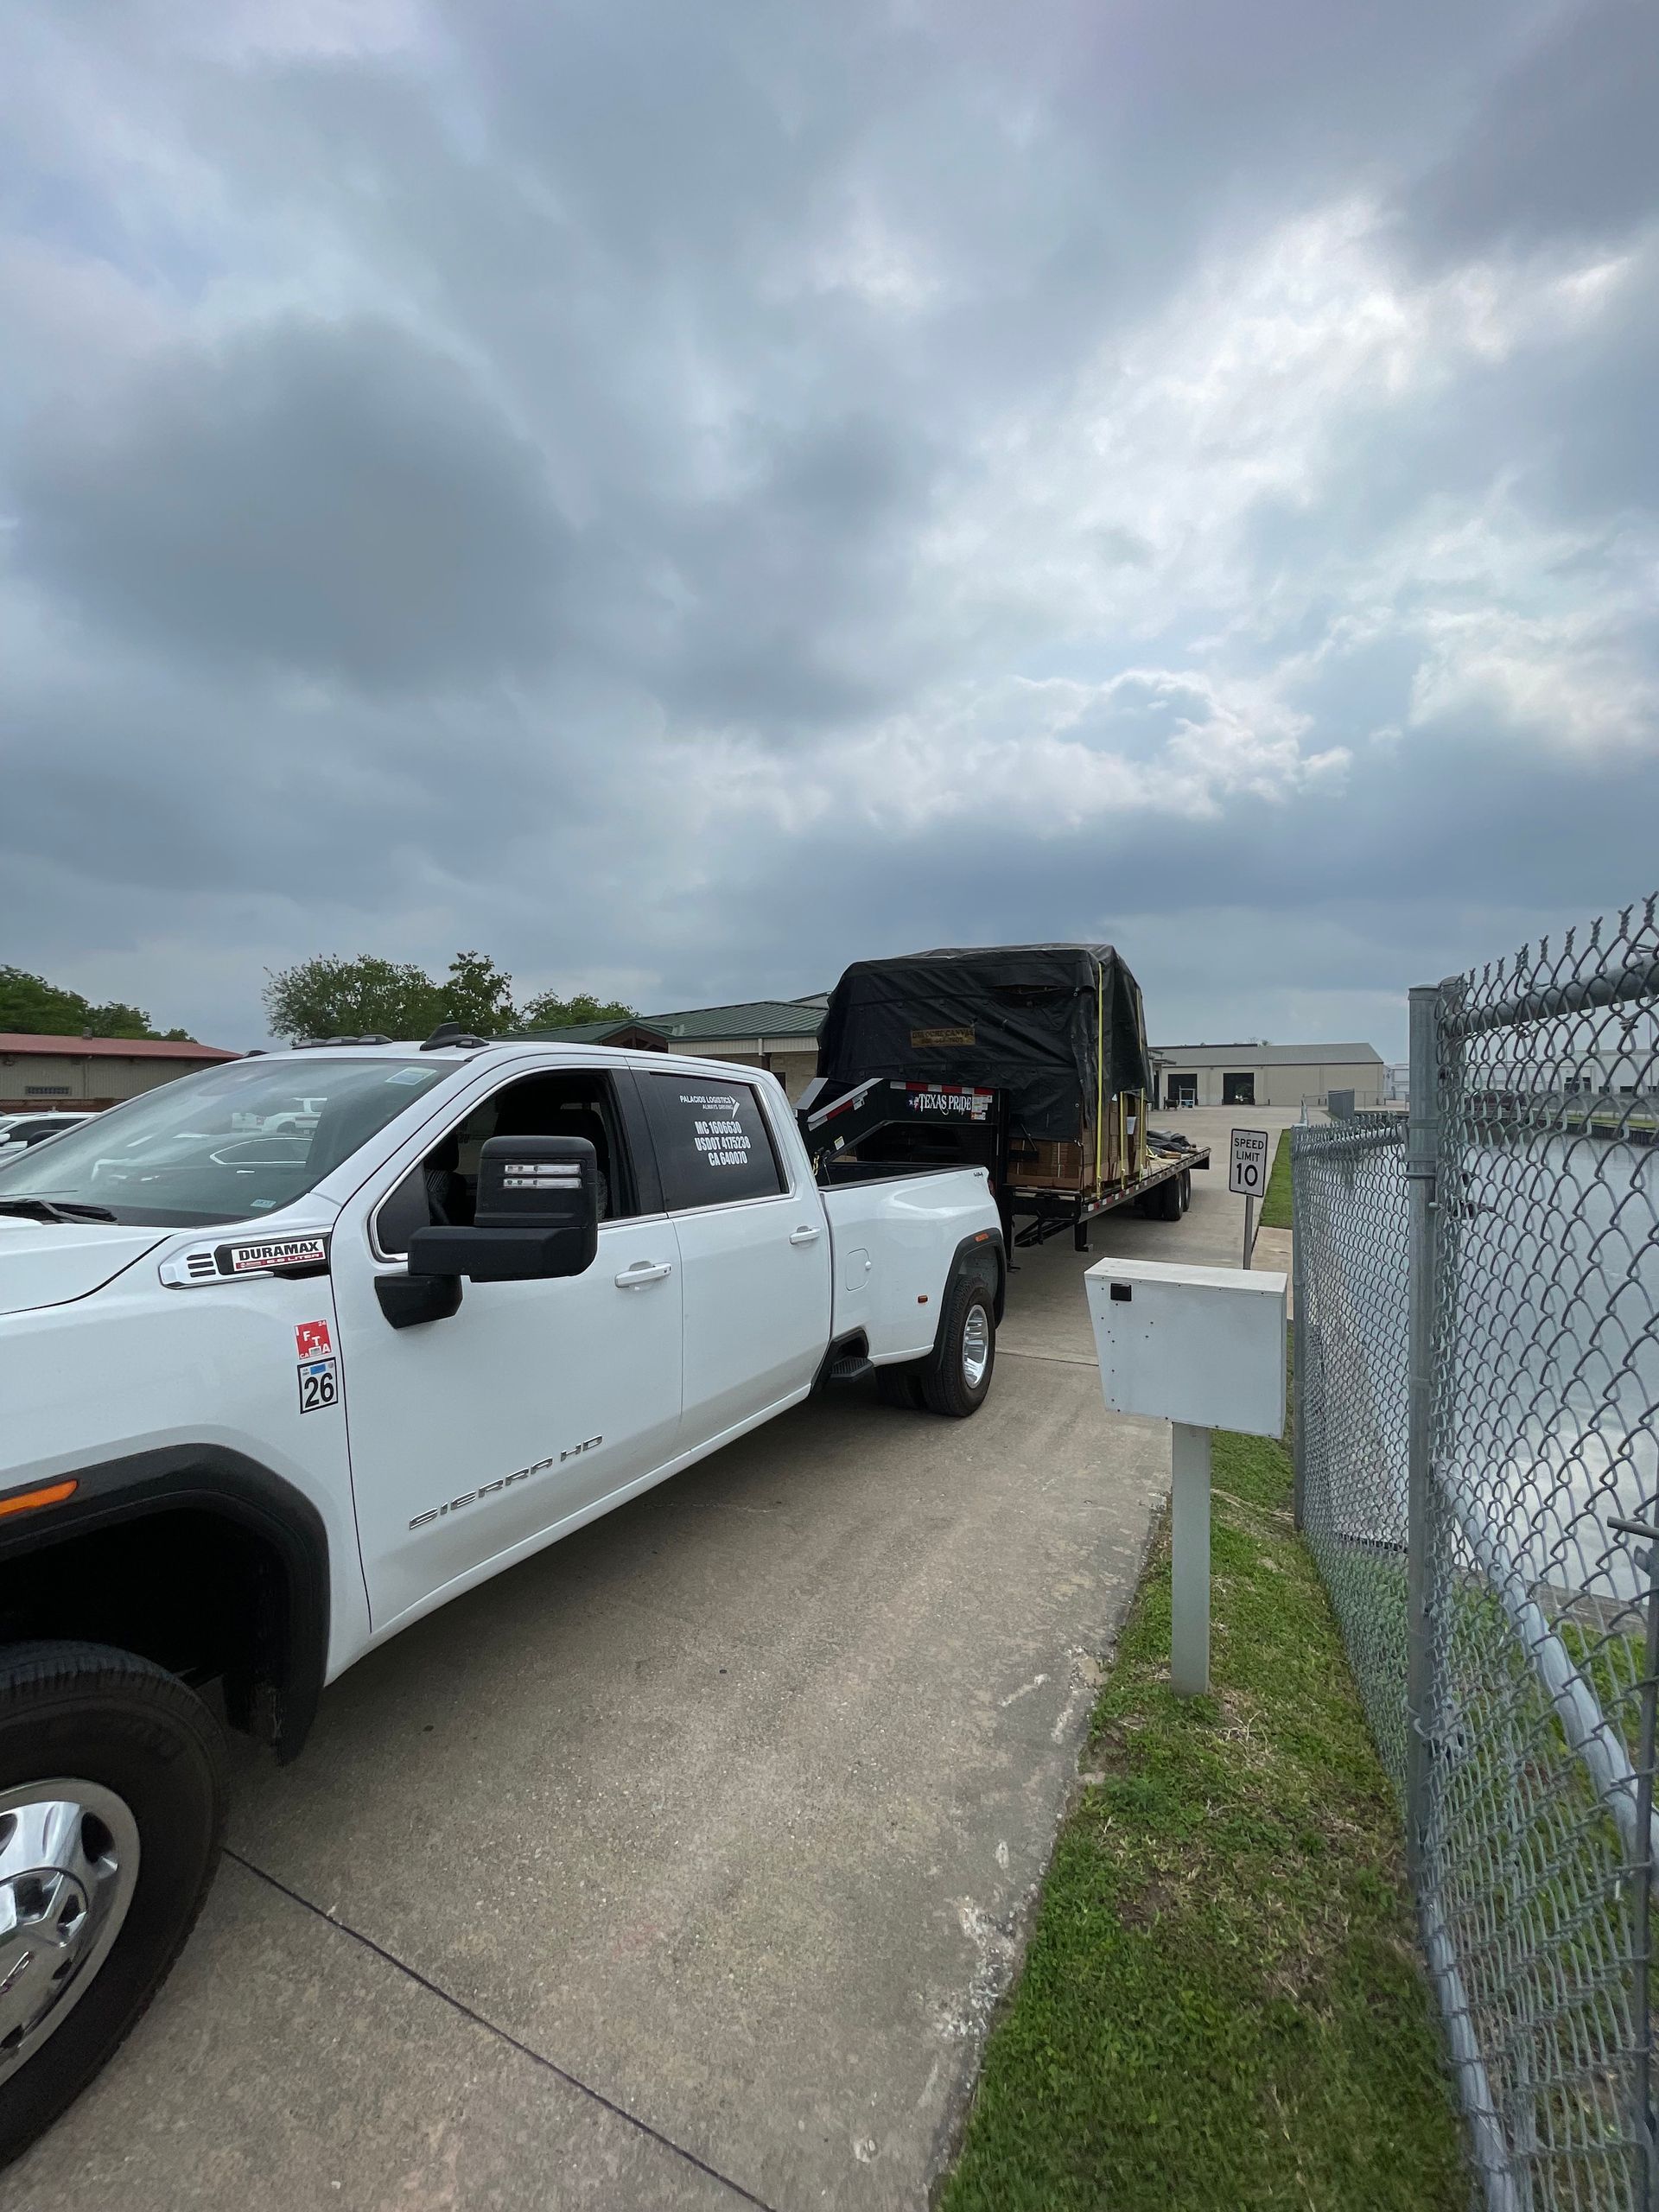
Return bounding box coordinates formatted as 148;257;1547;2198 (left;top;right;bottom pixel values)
7;1110;1289;2212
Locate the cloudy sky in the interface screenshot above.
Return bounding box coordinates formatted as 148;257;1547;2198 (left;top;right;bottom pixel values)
2;0;1655;1054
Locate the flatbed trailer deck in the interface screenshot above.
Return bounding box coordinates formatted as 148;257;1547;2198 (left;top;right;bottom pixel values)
1006;1134;1210;1249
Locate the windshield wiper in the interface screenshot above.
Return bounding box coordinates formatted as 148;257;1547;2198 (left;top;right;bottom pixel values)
0;1198;119;1224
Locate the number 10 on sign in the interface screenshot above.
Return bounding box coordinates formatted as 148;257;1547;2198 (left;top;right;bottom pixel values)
1230;1128;1269;1268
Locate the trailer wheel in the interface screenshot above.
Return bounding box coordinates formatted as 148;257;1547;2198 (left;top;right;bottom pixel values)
0;1643;226;2168
1179;1170;1192;1213
918;1272;996;1419
1154;1173;1182;1222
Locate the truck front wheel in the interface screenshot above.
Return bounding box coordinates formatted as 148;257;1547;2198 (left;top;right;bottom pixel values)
918;1272;996;1418
0;1643;226;2169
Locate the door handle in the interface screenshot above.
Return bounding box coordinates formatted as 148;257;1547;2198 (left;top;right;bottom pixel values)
615;1260;673;1287
789;1225;822;1245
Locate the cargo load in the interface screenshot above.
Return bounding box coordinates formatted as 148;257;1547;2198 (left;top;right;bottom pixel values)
813;943;1154;1192
801;943;1206;1251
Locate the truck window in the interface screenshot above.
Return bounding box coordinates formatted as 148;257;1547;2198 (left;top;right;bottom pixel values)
374;1070;640;1256
0;1058;448;1226
638;1074;785;1211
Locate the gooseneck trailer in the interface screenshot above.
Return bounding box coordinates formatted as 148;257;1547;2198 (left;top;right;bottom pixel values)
798;943;1208;1250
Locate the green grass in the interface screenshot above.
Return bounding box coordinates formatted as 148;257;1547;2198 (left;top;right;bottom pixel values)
939;1407;1466;2212
1259;1127;1294;1229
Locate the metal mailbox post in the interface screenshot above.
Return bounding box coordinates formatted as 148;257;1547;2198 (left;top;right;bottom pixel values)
1085;1258;1287;1694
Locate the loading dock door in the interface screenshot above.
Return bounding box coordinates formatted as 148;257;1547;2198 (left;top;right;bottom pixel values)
1222;1072;1255;1105
1167;1075;1198;1106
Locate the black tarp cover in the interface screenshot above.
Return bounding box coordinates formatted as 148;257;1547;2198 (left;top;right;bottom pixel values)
816;944;1151;1141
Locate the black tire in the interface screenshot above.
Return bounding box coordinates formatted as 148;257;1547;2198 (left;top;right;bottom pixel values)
918;1271;996;1419
0;1643;226;2169
875;1364;926;1410
1154;1173;1183;1222
1179;1169;1192;1213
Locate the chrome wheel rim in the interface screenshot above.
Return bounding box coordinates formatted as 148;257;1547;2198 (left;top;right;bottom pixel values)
0;1780;140;2086
962;1303;991;1390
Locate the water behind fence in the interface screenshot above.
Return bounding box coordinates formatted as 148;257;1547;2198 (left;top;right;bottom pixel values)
1294;894;1659;2211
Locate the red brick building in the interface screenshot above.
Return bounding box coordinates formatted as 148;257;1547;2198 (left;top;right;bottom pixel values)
0;1033;240;1115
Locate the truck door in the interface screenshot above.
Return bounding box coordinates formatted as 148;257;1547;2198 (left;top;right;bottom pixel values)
333;1066;682;1629
634;1070;830;1449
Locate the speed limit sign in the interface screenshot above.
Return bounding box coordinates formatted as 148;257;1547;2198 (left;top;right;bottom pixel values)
1229;1128;1269;1197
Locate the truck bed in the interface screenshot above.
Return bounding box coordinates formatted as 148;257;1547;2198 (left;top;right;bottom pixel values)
816;1154;981;1187
820;1165;999;1360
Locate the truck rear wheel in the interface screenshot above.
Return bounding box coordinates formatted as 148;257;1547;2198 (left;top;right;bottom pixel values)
1154;1173;1183;1222
918;1272;996;1418
0;1643;226;2169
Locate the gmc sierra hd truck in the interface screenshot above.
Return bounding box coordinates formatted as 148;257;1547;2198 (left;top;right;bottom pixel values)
0;1030;1003;2161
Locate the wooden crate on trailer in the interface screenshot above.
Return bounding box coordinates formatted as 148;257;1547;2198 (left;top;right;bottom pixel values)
1006;1092;1147;1195
1006;1132;1089;1190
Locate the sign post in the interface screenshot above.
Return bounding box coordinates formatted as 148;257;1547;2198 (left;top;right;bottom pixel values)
1229;1127;1269;1269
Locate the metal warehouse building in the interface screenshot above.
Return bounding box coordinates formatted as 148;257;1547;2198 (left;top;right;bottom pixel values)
525;998;828;1101
1152;1040;1387;1110
0;1033;240;1115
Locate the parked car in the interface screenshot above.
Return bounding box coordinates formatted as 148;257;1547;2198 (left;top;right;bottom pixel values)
0;1034;1003;2160
258;1095;327;1136
0;1112;98;1162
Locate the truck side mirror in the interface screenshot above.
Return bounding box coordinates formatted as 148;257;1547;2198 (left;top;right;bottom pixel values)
405;1135;600;1285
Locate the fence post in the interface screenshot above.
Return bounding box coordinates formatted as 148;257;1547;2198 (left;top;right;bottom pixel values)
1405;983;1440;1884
1291;1150;1306;1531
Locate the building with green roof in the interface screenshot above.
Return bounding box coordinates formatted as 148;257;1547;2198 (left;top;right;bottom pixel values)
519;995;826;1098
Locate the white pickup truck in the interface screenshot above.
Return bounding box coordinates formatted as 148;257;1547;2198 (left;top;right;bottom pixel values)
0;1033;1003;2161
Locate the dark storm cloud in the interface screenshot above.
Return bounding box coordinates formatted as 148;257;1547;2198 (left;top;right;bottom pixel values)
14;316;571;687
683;715;1655;1058
1405;0;1659;263
646;412;944;728
0;0;1654;1051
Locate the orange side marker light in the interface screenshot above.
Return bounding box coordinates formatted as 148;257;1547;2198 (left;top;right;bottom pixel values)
0;1478;79;1519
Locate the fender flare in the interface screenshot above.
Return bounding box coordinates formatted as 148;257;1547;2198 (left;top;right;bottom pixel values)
0;1445;330;1761
945;1227;1006;1325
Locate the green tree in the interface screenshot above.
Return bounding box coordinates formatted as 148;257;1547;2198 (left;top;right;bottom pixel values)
261;954;443;1042
82;1001;160;1039
434;950;516;1035
517;988;638;1031
262;952;634;1043
0;965;189;1040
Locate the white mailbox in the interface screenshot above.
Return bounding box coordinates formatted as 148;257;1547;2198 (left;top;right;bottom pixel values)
1085;1258;1286;1437
1084;1257;1287;1696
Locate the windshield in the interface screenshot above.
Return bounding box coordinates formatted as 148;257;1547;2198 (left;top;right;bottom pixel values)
0;1058;449;1225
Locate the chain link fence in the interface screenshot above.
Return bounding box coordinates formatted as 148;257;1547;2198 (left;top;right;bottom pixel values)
1294;893;1659;2211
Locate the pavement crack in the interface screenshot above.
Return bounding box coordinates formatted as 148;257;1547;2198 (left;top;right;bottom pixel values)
223;1849;780;2211
995;1345;1098;1367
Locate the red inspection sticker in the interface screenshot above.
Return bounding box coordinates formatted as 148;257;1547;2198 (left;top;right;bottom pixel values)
295;1320;333;1359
